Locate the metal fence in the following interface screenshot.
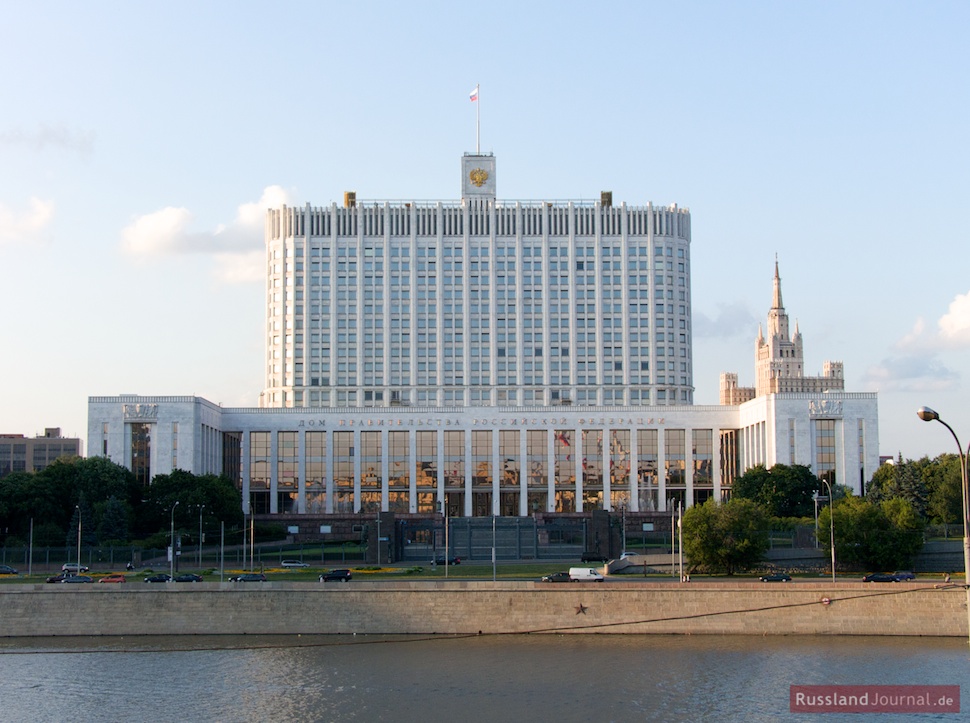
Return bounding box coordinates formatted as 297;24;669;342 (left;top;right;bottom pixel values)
0;543;369;573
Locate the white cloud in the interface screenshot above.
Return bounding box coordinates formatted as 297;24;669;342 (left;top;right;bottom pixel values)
862;354;958;392
236;186;291;227
121;186;292;282
693;301;759;339
121;206;196;255
877;292;970;393
0;197;55;244
0;124;95;155
894;290;970;354
895;317;927;350
212;250;266;284
937;291;970;348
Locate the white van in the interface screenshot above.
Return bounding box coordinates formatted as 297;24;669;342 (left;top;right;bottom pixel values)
568;567;605;582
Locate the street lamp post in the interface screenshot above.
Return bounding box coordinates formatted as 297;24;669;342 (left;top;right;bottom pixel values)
170;501;180;580
75;505;81;575
813;493;819;549
917;406;970;646
441;498;449;579
198;504;205;569
678;500;684;582
819;478;836;583
619;501;627;553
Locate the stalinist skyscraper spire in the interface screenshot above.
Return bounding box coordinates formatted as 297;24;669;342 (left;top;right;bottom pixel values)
757;257;803;395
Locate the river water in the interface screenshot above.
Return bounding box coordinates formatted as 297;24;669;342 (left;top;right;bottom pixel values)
0;634;967;722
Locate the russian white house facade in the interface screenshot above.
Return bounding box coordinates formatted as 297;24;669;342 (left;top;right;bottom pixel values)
87;153;879;518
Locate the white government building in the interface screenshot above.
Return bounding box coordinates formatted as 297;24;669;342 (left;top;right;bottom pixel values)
88;152;879;522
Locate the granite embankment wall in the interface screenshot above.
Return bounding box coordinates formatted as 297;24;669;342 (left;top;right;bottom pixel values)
0;581;964;638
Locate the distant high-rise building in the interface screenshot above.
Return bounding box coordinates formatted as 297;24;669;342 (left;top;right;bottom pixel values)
0;427;82;478
260;152;693;411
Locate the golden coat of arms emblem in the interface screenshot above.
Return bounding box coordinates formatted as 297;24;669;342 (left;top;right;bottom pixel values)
469;168;489;187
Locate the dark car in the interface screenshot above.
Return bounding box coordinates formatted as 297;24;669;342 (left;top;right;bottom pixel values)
320;569;352;582
174;573;204;583
46;573;71;583
540;571;572;583
581;551;609;563
230;573;267;582
893;571;916;581
0;564;19;575
433;556;461;566
144;573;173;583
61;575;93;583
759;573;792;582
863;573;898;583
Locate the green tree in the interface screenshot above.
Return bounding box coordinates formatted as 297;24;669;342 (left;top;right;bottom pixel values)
139;470;244;539
65;496;97;549
819;495;925;571
37;456;138;539
0;469;71;543
0;457;138;545
924;454;962;531
72;456;141;510
97;496;130;544
866;455;929;517
732;463;820;518
682;497;770;574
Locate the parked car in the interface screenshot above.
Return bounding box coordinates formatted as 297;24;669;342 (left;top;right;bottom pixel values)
144;573;173;583
619;552;639;560
61;575;93;583
0;564;19;575
893;571;917;581
174;573;204;583
540;571;572;583
862;573;898;583
759;573;792;582
98;574;127;583
62;563;90;573
281;560;310;568
320;569;352;582
229;573;267;582
433;556;461;566
581;551;609;563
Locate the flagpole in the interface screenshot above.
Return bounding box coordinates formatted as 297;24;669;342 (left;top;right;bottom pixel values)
470;84;481;153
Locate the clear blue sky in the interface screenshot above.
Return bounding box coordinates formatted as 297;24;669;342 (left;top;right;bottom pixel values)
2;1;968;462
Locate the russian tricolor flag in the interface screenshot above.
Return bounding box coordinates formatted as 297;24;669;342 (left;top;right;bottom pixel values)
469;85;479;102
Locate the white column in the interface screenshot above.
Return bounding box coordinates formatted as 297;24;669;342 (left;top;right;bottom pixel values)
269;431;279;514
492;429;501;516
685;428;694;508
353;429;361;513
630;426;640;513
298;429;307;514
574;425;583;512
603;427;612;510
409;429;418;514
657;427;667;512
381;430;389;513
241;432;251;515
519;428;529;517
